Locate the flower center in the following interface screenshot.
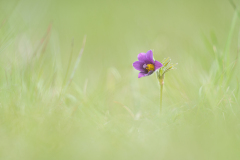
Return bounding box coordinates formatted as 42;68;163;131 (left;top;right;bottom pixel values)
145;64;154;72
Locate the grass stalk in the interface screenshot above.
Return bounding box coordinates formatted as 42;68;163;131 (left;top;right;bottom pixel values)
65;35;87;89
224;10;238;67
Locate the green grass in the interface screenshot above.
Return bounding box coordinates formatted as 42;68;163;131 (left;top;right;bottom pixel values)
0;0;240;159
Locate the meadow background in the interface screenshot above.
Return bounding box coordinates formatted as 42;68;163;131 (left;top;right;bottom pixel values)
0;0;240;159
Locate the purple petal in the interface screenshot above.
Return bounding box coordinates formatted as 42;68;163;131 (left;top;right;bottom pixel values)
137;53;146;62
138;72;148;78
154;60;163;70
133;61;145;72
145;50;155;64
147;71;154;76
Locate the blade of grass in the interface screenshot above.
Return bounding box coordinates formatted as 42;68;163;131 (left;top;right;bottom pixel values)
224;10;238;67
32;24;52;59
114;101;135;118
65;35;87;89
225;0;239;68
62;38;74;87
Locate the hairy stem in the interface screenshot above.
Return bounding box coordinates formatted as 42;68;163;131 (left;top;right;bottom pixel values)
159;78;164;114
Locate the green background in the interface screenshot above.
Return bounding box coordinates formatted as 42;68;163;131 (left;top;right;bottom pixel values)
0;0;240;159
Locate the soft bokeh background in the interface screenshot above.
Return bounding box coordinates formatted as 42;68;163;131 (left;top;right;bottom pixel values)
0;0;240;159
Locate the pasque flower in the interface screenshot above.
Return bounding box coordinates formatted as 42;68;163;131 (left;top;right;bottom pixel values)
133;50;163;78
132;49;177;114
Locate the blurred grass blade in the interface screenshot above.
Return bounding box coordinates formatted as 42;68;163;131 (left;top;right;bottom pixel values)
224;10;238;67
63;38;74;87
65;35;87;89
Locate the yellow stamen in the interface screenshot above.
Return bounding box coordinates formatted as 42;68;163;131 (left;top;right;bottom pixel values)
146;64;154;72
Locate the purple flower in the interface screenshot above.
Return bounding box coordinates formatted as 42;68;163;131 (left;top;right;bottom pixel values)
133;50;163;78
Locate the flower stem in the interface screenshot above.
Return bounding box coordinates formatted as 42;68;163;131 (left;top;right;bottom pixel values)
159;77;164;114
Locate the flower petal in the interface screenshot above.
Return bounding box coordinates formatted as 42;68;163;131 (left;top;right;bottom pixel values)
138;72;148;78
133;61;145;72
137;53;146;62
154;60;163;70
145;50;155;64
147;71;154;76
